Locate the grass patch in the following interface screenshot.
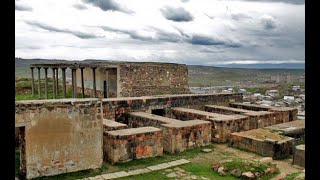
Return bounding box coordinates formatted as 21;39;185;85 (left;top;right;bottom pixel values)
283;171;302;180
16;145;215;179
182;163;236;180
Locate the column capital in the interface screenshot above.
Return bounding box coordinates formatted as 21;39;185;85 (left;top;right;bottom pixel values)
91;67;97;70
36;67;41;70
43;67;48;70
30;67;35;69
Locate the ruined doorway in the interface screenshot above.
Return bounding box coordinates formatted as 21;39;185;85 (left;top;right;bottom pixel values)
103;80;107;98
16;126;26;179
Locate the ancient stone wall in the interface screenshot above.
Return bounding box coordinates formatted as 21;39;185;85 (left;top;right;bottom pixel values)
229;129;295;159
293;145;305;167
119;64;190;97
126;112;211;153
160;120;211;153
104;127;163;163
101;93;243;121
15;99;103;179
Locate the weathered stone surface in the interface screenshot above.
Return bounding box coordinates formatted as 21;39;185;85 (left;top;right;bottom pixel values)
104;127;163;163
171;107;249;143
259;157;273;164
230;102;298;122
230;169;242;177
264;120;305;143
15;99;103;179
293;144;305;167
201;149;212;153
103;119;127;131
241;171;255;179
229;129;295;159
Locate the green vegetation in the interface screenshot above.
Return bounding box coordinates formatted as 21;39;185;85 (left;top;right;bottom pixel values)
15;77;90;101
283;171;303;180
182;163;236;180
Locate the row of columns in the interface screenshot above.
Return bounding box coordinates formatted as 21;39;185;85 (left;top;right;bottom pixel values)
30;66;97;99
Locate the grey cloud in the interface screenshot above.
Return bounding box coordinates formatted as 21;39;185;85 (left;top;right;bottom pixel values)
260;15;278;29
15;2;33;11
228;0;304;5
204;13;215;20
25;21;101;39
189;34;242;48
82;0;134;14
101;26;153;41
231;13;252;21
181;0;189;2
160;7;193;22
73;3;88;10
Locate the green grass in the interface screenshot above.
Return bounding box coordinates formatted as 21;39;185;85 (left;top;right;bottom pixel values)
283;171;302;180
16;145;215;179
182;163;236;180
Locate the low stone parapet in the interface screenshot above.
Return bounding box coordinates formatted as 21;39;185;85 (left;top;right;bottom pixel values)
160;120;211;153
104;127;163;164
103;119;127;131
229;129;295;159
127;111;181;128
230;103;298;121
171;107;249;142
293;144;305;167
264;120;305;143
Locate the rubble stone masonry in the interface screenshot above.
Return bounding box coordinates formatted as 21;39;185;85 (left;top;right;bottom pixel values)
104;127;163;163
15;99;103;179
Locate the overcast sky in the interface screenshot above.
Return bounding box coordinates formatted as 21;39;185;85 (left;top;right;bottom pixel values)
15;0;305;65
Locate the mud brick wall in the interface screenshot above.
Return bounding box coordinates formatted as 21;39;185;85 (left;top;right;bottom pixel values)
160;120;211;153
293;145;305;167
15;99;103;179
119;64;190;97
104;127;163;164
229;129;295;159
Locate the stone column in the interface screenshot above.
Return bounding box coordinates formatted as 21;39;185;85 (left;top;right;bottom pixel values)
30;67;35;97
71;68;77;98
52;68;56;99
44;67;48;99
61;68;67;98
92;67;97;98
80;67;85;98
56;68;59;96
37;67;41;99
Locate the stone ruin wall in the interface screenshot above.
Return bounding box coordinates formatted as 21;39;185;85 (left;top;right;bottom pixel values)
119;64;190;97
15;99;103;179
102;93;243;123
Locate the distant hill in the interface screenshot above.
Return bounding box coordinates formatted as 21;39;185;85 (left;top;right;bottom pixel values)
15;58;305;87
215;63;305;69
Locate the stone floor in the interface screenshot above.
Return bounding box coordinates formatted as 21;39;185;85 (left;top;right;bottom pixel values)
78;159;190;180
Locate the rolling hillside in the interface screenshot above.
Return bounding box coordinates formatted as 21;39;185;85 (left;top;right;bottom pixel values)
15;58;305;87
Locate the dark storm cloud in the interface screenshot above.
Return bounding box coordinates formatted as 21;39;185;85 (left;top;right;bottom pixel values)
101;25;241;48
189;35;242;47
73;3;88;10
231;0;304;5
82;0;134;14
25;21;101;39
160;7;194;22
15;3;33;11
